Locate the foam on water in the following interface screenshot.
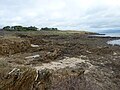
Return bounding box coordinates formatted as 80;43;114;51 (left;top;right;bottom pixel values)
105;33;120;45
107;39;120;45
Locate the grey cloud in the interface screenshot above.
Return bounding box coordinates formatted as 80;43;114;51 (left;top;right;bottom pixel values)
0;0;120;31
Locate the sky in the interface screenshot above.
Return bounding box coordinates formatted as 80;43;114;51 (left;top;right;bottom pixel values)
0;0;120;31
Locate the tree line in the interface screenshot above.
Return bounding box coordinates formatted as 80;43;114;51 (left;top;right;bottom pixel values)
41;27;58;31
2;26;58;31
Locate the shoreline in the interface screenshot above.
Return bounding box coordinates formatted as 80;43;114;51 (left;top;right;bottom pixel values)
0;31;120;90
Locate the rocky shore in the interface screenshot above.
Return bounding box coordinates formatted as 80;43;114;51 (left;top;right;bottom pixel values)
0;31;120;90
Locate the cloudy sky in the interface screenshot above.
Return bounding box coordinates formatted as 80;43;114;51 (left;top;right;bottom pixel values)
0;0;120;31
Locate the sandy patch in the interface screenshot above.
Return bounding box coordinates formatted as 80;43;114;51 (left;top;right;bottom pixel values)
34;57;87;71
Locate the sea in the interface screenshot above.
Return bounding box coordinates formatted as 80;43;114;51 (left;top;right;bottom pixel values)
99;31;120;45
103;32;120;37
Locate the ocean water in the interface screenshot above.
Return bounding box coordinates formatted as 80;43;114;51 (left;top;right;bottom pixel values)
107;39;120;45
104;32;120;37
104;32;120;45
95;31;120;45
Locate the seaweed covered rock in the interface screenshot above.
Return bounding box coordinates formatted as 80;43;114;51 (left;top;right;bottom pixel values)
0;38;31;55
0;67;37;90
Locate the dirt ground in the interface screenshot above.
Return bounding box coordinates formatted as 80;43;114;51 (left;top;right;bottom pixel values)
0;31;120;90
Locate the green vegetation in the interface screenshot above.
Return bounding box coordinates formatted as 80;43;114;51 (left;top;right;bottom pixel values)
2;26;59;31
41;27;58;31
3;26;38;31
